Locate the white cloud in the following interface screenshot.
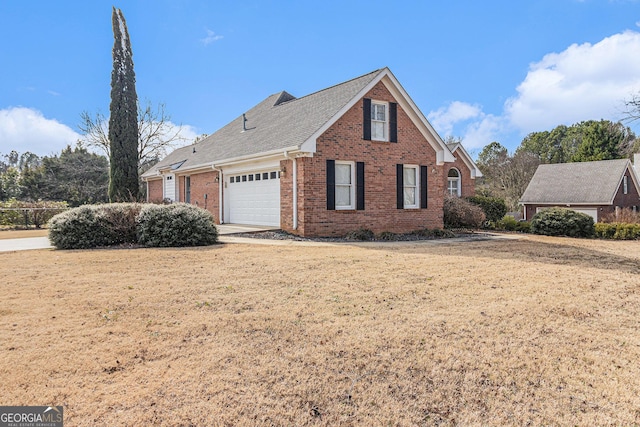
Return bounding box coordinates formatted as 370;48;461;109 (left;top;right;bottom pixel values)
505;30;640;133
428;30;640;152
427;101;482;136
200;28;223;46
0;107;81;156
427;101;503;149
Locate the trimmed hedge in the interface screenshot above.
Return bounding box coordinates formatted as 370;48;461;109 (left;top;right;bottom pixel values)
530;207;594;238
594;223;640;240
48;203;217;249
467;196;507;223
48;203;142;249
137;203;218;247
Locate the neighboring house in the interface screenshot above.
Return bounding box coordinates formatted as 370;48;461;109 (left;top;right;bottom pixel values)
142;68;482;237
519;158;640;222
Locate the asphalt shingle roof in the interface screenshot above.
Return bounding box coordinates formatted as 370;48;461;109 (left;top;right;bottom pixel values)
143;69;384;178
519;159;631;205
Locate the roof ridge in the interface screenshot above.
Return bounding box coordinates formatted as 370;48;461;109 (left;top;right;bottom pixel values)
274;68;384;106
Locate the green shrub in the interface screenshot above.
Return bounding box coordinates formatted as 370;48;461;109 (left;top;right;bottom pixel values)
467;196;507;223
377;231;397;241
411;228;455;238
516;221;531;233
496;215;518;231
595;223;640;240
48;203;141;249
137;203;218;247
345;227;375;241
530;208;594;238
443;195;486;228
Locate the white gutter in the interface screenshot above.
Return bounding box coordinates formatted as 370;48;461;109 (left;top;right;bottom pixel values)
284;151;298;230
212;165;224;224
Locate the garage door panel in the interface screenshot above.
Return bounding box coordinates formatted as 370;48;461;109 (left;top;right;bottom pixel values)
228;172;280;226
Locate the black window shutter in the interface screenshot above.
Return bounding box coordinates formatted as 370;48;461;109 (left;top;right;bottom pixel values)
396;164;404;209
363;98;371;141
326;160;335;210
420;165;428;209
389;102;397;143
356;162;365;210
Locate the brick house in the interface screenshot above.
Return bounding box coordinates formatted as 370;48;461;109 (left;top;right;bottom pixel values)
519;158;640;222
142;68;482;237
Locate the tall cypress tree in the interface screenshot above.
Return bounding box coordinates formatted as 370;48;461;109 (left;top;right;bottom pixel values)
108;7;139;202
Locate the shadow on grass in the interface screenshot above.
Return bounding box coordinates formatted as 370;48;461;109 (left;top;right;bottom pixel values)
365;236;640;276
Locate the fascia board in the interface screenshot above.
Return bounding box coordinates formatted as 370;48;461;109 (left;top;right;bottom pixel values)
381;71;456;164
451;145;483;179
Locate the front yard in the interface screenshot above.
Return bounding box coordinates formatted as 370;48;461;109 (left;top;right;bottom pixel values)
1;235;639;425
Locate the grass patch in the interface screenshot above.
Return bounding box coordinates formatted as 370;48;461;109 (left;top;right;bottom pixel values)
1;236;639;425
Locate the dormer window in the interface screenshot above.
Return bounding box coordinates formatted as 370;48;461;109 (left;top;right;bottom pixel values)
371;102;387;141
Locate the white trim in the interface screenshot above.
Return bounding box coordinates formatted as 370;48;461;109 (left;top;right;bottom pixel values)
334;160;356;210
448;143;483;178
403;164;419;209
447;167;462;197
300;68;455;164
370;100;389;142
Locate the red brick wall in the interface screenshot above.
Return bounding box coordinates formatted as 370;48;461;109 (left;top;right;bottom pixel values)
146;178;163;203
445;154;475;198
150;171;221;222
185;171;220;222
281;81;445;237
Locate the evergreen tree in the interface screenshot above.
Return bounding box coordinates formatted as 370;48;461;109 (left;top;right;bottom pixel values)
108;7;139;202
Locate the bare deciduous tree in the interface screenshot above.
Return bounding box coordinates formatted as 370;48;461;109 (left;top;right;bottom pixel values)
79;100;189;171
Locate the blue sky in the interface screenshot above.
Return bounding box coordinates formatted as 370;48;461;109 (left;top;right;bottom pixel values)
2;0;640;158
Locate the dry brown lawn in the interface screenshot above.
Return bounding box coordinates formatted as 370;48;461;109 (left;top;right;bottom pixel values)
1;234;639;426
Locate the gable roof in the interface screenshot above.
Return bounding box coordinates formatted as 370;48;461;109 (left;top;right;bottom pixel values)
143;68;457;178
446;142;483;178
519;159;637;205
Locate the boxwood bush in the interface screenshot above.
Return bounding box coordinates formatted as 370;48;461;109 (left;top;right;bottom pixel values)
530;207;594;238
137;203;218;247
594;223;640;240
48;203;217;249
48;203;141;249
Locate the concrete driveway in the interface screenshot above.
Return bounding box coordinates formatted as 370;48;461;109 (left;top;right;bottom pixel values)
0;224;279;252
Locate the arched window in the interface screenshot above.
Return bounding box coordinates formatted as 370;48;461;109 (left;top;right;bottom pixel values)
447;168;461;197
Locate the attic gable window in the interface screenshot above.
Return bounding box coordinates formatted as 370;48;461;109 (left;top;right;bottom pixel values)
623;176;628;194
363;98;397;142
371;102;387;141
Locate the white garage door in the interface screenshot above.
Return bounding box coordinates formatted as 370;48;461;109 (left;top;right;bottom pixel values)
536;207;598;222
227;170;280;226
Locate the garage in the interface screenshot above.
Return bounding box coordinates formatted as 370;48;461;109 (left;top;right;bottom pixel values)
536;207;598;222
226;170;280;226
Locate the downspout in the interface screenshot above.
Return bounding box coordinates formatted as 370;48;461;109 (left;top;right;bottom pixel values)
284;151;298;230
212;165;224;224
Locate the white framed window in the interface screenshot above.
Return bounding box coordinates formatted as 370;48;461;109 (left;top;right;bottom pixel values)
335;161;355;210
403;165;419;209
447;168;461;197
623;176;628;194
371;101;388;141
